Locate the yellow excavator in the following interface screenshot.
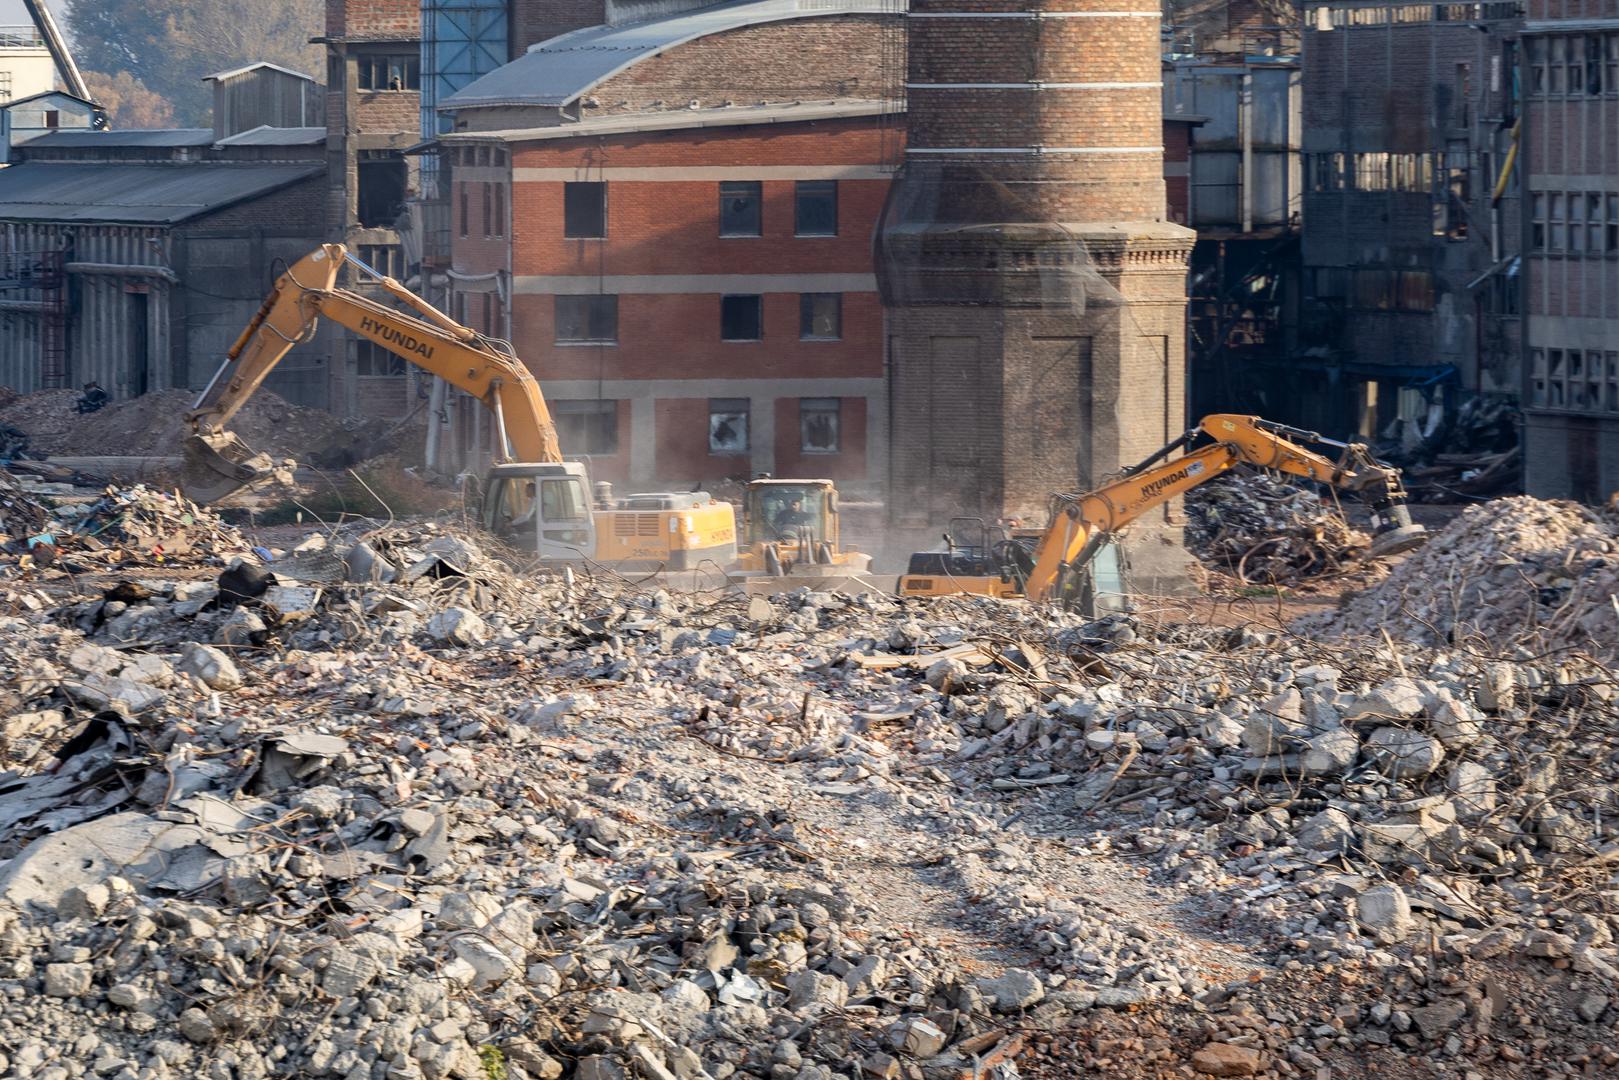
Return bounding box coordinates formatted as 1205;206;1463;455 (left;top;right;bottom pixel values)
183;244;737;569
898;414;1429;604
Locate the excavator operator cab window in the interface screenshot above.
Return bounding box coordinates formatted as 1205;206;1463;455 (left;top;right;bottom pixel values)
750;485;826;543
487;476;591;549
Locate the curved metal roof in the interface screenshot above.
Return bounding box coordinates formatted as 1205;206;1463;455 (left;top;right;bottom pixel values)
0;163;323;224
441;0;894;111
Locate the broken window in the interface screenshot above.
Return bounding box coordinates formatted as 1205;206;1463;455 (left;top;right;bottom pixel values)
492;184;504;239
1608;194;1618;252
357;150;407;228
564;182;606;238
459;183;469;238
357;244;403;278
1532;193;1547;250
719;181;761;237
1608;34;1619;94
358;54;420;91
1529;37;1547;96
481;183;492;238
794;181;837;236
43;109;57;128
799;293;841;339
1587;36;1605;95
708;399;749;454
554;400;619;455
799;398;840;453
355;341;405;377
720;294;762;341
554;295;618;343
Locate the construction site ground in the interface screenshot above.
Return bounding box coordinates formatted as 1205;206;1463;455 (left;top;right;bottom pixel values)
0;474;1615;1080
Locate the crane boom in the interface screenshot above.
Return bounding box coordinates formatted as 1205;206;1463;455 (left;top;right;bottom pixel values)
21;0;89;102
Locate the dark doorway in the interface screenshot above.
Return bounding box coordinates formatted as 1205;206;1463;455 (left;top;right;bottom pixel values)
358;151;407;227
128;290;149;396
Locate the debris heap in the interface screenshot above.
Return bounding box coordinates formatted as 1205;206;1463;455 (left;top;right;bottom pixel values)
0;512;1614;1080
1184;471;1370;584
1303;495;1619;656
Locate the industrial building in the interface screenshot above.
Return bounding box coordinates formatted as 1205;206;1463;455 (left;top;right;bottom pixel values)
0;72;327;400
1297;0;1525;441
1519;1;1619;499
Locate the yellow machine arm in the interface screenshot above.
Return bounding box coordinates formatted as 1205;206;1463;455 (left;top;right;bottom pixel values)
185;245;561;500
1022;414;1426;602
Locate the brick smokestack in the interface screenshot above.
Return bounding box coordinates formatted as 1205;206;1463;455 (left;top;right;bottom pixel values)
877;0;1196;595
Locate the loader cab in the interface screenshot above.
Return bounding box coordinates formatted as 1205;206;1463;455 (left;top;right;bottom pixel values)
482;462;597;560
743;479;839;550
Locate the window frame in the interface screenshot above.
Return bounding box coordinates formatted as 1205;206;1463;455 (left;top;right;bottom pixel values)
553;400;620;456
357;53;421;92
563;182;607;239
707;398;750;454
798;398;841;454
720;294;763;342
794;180;838;237
355;340;407;377
554;294;619;345
719;181;762;238
799;292;842;340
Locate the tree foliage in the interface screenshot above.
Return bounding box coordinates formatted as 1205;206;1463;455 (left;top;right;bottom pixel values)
81;71;178;129
66;0;323;126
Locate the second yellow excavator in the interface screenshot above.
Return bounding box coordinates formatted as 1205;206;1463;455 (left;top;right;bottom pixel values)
898;414;1429;605
184;244;737;569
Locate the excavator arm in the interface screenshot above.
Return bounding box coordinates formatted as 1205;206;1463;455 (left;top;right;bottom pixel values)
184;244;562;501
1022;414;1426;603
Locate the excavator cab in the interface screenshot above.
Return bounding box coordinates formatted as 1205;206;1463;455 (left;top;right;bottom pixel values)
482;462;598;559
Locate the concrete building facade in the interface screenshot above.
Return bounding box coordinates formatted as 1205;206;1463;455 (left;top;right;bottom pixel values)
877;0;1196;590
0;24;55;106
1299;0;1525;439
1520;1;1619;499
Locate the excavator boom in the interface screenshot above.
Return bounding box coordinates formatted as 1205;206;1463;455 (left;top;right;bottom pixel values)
901;413;1426;605
183;245;562;501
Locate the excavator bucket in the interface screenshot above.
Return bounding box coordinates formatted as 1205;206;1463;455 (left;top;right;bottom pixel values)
180;432;294;504
1367;523;1429;560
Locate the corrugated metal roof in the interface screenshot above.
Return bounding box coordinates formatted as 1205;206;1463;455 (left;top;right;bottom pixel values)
202;61;317;83
0;163;323;224
440;99;892;142
442;0;892;110
213;125;327;146
25;128;215;148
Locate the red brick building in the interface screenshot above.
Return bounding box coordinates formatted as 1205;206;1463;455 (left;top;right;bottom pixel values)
441;102;893;492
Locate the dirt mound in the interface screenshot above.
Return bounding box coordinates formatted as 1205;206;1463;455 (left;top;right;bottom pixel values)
0;388;393;466
1301;495;1619;655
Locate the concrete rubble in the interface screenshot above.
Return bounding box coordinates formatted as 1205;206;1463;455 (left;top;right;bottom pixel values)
0;487;1614;1079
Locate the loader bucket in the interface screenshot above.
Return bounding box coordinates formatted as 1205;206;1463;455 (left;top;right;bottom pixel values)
180;432;293;504
1367;524;1428;560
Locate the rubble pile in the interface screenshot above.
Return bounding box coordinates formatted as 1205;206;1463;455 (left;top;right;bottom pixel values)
1304;495;1619;656
1184;471;1371;584
0;514;1614;1079
1;485;252;572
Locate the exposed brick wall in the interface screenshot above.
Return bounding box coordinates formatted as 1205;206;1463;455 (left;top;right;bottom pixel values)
655;398;750;483
327;0;418;41
182;175;328;230
587;15;898;113
355;92;420;133
512;292;884;382
514;0;607;54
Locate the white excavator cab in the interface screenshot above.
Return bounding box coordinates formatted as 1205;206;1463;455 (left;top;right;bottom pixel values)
482;462;598;560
